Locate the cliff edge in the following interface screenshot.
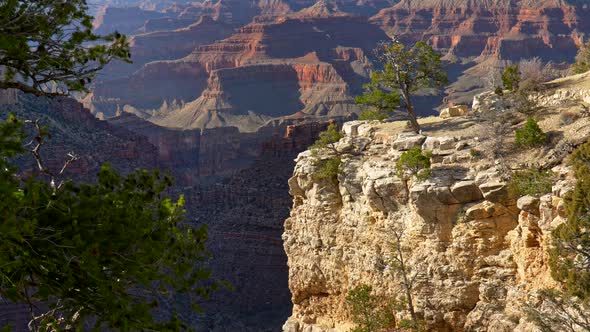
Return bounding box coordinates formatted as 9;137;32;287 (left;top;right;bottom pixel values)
282;72;590;331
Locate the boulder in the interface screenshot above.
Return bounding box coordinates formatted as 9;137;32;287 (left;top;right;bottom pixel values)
440;105;469;118
451;181;484;203
479;182;514;204
342;121;362;137
517;196;540;215
422;137;440;151
392;133;427;151
439;136;457;150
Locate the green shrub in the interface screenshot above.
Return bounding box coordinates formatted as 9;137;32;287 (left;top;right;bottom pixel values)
509;167;555;197
358;108;390;121
502;64;521;92
346;285;395;332
550;141;590;299
494;86;504;96
395;147;432;181
309;123;342;151
313;157;341;184
571;40;590;75
515;118;546;147
469;149;482;158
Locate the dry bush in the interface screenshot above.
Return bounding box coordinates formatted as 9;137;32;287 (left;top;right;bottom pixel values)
519;57;554;92
559;111;581;125
484;67;504;90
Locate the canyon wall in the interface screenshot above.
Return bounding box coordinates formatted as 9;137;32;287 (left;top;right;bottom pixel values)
0;90;339;331
87;13;387;126
372;0;590;62
88;0;590;126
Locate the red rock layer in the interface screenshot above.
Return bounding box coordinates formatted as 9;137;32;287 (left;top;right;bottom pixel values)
371;0;590;61
89;15;386;125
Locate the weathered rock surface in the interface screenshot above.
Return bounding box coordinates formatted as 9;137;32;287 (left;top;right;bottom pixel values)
282;120;571;332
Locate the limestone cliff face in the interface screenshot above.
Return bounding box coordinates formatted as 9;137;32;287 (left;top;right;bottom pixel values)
282;109;584;331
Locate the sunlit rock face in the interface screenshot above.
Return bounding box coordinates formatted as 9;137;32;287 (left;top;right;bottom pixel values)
371;0;590;62
282;76;590;331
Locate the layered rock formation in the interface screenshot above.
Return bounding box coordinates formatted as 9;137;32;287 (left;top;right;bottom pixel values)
88;0;590;124
370;0;590;104
88;13;385;129
93;6;166;34
282;74;590;331
100;16;235;80
372;0;590;61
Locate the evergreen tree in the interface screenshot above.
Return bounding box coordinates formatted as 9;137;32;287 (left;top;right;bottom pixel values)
356;40;448;133
572;40;590;75
0;0;130;96
0;1;220;330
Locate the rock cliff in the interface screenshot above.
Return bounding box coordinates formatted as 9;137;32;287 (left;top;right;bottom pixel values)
282;73;590;331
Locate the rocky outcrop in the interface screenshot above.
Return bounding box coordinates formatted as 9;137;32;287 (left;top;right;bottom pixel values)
282;119;572;331
282;72;590;332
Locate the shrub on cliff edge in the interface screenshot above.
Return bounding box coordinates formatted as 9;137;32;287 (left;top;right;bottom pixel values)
509;167;555;197
515;118;546;148
502;64;521;92
572;40;590;75
527;141;590;330
395;147;432;182
309;123;344;185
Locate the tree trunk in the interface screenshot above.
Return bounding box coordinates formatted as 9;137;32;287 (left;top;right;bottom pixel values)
402;90;420;134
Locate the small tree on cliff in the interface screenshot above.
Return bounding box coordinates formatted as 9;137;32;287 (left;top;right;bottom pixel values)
395;147;432;182
346;285;396;332
502;64;521;92
388;222;425;331
309;123;346;184
0;1;220;331
356;40;448;133
526;141;590;331
572;40;590;75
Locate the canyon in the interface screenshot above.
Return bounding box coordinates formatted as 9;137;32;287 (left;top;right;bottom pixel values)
0;90;335;330
3;0;590;330
86;0;590;127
